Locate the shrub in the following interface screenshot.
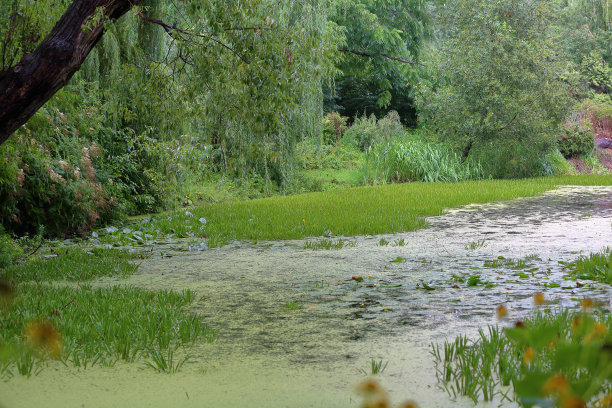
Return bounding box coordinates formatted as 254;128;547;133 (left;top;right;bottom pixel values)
321;112;348;145
575;95;612;139
0;136;120;236
559;122;595;158
343;111;404;151
296;138;361;170
0;228;22;269
580;51;612;94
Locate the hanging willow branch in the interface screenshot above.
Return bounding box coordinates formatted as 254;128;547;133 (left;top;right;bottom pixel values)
338;47;424;66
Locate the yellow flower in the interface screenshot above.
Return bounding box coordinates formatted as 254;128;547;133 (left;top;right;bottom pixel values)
542;375;570;397
581;298;594;311
23;320;62;359
496;304;508;320
358;380;389;408
523;347;535;365
533;292;545;305
561;396;586;408
357;379;384;395
398;402;419;408
584;322;607;343
596;394;612;408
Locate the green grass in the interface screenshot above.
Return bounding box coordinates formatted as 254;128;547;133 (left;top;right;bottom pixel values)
563;248;612;284
359;359;389;376
0;247;214;378
1;247;141;282
431;309;612;406
0;283;213;378
109;175;612;247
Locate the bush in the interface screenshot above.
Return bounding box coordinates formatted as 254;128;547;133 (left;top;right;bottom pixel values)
580;51;612;94
321;112;348;145
541;150;576;176
296;138;361;170
0;135;120;236
468;139;555;179
559;122;595;158
0;228;22;269
343;111;404;151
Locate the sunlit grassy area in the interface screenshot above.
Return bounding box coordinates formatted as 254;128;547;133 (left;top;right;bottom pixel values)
121;175;612;246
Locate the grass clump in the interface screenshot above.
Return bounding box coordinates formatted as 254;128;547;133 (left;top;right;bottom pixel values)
564;248;612;284
1;247;141;282
362;137;484;184
0;284;213;378
359;359;388;376
431;308;612;406
0;246;213;378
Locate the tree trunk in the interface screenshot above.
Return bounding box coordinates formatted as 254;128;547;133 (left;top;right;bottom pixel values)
0;0;139;145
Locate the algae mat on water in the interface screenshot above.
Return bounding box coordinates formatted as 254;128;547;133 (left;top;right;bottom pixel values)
2;186;607;408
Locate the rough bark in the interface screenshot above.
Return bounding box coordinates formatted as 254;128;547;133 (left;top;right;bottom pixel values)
0;0;139;145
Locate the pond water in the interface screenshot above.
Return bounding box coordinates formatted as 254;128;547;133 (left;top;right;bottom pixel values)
3;186;611;408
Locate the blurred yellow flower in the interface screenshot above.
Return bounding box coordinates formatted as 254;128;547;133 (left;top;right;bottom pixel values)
542;375;570;397
533;292;545;305
523;347;535;365
496;304;508;320
581;298;594;311
23;320;62;359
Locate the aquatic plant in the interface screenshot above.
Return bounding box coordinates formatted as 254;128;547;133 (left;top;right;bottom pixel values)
465;240;487;250
562;248;612;284
393;238;406;247
431;307;612;406
359;359;388;376
304;238;355;250
94;175;612;249
283;300;302;311
144;344;190;374
0;246;141;282
0;247;214;379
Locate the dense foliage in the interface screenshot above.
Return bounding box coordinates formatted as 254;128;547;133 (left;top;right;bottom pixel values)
417;0;572;178
0;0;610;236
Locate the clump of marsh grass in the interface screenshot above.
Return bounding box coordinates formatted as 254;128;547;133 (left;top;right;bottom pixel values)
362;136;485;184
562;247;612;284
431;306;611;406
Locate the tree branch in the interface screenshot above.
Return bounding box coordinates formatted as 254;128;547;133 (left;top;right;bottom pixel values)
137;12;251;64
338;47;424;66
0;0;139;144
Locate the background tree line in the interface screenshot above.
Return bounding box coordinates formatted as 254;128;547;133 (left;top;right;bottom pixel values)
0;0;610;236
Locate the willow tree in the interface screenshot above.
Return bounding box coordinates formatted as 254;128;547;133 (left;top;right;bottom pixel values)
0;0;339;149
